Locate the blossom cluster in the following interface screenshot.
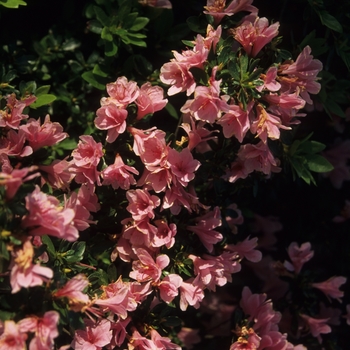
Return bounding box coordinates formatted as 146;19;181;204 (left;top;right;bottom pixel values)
0;0;349;349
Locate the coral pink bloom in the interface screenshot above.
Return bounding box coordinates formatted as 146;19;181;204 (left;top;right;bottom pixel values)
95;104;128;143
130;248;170;283
233;17;279;57
71;135;103;185
150;329;181;349
225;236;262;262
160;61;196;96
204;0;258;25
312;276;347;302
129;126;168;168
53;274;90;311
102;154;139;190
217;102;252;142
39;159;74;191
284;241;314;274
102;76;139;108
300;314;331;344
0;129;33;157
109;317;131;348
135;82;168;120
128;330;155;349
19;311;59;350
230;327;261;350
158;273;183;304
22;185;79;241
9;239;53;294
0;320;27;349
72;319;112;350
152;219;177;248
19;115;68;151
179;278;205;311
204;24;222;53
126;189;160;221
258;66;281;92
168;147;200;187
0;165;39;200
187;206;223;252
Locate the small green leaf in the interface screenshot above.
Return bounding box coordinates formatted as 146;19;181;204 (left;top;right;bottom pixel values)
165;103;178;120
93;6;111;27
41;235;55;258
129;17;149;31
104;40;119;56
82;71;106;90
306;154;334;173
318;10;343;33
101;27;113;41
35;85;51;96
30;94;56;108
0;0;26;8
62;38;81;51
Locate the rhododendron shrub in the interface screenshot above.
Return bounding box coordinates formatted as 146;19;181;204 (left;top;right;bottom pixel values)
0;0;350;349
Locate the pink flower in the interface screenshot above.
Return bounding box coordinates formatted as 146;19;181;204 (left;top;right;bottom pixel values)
204;25;222;53
225;236;262;262
179;278;205;311
19;311;59;350
95;104;128;143
135;82;168;120
72;319;112;350
177;328;201;350
39;159;75;190
284;241;314;274
22;185;79;241
71;135;103;185
126;189;160;221
168;147;200;187
53;274;90;311
129;248;169;283
102;154;139;190
109;317;131;348
158;273;183;304
160;61;197;96
0;320;27;349
258;67;281;92
204;0;258;25
152;219;177;248
102;76;139;108
230;327;261;350
233;17;279;57
312;276;347;302
0;129;33;157
187;206;223;252
217;102;252;142
9;239;53;293
19;115;68;151
300;314;331;344
129;126;168;168
150;329;181;349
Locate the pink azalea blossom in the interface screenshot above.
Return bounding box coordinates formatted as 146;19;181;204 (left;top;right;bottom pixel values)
126;189;160;221
0;320;27;349
204;0;258;25
53;274;90;312
167;147;200;187
102;76;139;108
284;241;314;274
129;126;168;168
9;239;53;294
233;17;279;57
19;311;59;350
71;135;103;185
19;114;68;151
102;154;139;190
204;25;222;53
109;317;131;348
177;327;201;350
22;185;79;241
312;276;347;302
258;66;281;92
187;206;223;252
135;82;168;120
230;327;261;350
300;314;331;344
158;273;183;304
129;248;169;283
225;236;262;262
150;329;181;349
0;129;33;157
217;101;252;142
179;278;205;311
95;104;128;143
152;219;177;248
72;319;112;350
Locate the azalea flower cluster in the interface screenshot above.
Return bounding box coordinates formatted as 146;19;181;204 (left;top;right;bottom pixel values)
0;0;349;349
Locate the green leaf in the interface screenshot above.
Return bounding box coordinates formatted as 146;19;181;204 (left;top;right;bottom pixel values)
82;71;106;90
62;38;81;51
35;85;51;96
0;0;26;8
56;138;77;150
88;19;103;34
93;6;111;27
129;16;149;31
105;40;119;56
318;10;343;33
308;140;326;153
41;235;55;258
186;15;206;33
165;103;179;120
306;154;334;173
101;27;113;41
30;94;56;108
92;63;109;77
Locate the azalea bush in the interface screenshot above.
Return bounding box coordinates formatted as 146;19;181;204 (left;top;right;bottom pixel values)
1;0;350;349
